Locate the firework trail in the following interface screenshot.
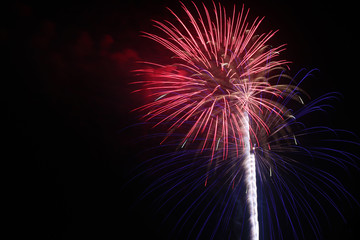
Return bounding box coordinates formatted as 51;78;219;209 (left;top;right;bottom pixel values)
242;112;259;239
132;1;358;239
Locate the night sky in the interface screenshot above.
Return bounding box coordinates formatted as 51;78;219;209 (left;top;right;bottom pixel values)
4;0;360;239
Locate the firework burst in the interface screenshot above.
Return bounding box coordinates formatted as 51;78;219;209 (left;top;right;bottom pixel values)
131;1;358;240
134;2;300;161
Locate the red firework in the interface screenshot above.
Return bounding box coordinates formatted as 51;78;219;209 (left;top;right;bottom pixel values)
133;2;296;160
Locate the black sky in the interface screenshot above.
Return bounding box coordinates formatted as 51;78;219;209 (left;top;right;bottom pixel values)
4;0;360;239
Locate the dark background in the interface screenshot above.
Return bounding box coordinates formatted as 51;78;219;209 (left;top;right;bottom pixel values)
3;0;359;239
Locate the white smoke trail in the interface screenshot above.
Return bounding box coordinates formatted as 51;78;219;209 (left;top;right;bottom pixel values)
242;112;259;240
